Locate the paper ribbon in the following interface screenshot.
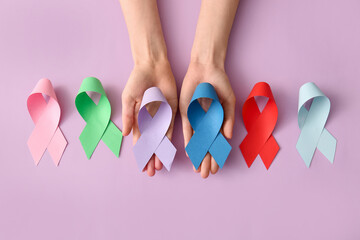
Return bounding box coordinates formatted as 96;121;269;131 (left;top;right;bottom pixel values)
75;77;123;159
185;83;232;170
240;82;279;169
133;87;176;171
296;82;336;167
27;78;67;166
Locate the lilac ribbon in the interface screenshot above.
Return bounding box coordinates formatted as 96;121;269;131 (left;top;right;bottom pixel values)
133;87;176;171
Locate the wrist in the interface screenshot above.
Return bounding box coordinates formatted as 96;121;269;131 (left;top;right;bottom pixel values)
120;0;169;66
133;57;174;84
131;34;169;66
190;39;226;69
133;54;170;70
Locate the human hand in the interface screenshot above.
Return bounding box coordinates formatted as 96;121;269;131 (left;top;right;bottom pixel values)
122;61;178;176
179;62;236;178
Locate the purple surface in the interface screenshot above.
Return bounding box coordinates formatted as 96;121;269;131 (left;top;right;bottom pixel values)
0;0;360;239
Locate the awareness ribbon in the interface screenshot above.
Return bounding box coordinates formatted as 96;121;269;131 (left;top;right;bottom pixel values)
240;82;279;169
296;82;336;167
133;87;176;171
75;77;123;159
27;78;67;166
185;83;232;170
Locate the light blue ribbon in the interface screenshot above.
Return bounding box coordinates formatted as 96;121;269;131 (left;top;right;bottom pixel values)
185;83;232;170
296;82;337;167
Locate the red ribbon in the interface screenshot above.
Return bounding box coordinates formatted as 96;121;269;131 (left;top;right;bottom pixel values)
240;82;279;169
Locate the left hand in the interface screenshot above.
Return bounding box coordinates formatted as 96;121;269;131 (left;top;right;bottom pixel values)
179;61;236;178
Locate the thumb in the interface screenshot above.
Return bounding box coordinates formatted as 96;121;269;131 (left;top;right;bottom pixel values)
222;94;236;139
121;93;135;136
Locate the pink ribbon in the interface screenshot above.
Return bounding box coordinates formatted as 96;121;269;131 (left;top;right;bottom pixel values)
27;78;67;166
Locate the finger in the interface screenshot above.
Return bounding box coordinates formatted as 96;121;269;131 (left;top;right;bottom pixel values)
132;125;141;145
142;159;148;172
179;82;196;154
155;155;163;170
181;117;193;150
222;94;236;139
159;81;178;141
121;93;136;136
200;153;211;179
193;165;201;173
210;156;219;174
146;156;155;177
165;107;176;141
132;101;141;145
184;129;194;159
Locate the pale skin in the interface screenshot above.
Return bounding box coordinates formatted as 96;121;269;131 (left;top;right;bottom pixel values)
120;0;239;178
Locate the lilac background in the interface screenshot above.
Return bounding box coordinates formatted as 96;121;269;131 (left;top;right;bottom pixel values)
1;0;360;239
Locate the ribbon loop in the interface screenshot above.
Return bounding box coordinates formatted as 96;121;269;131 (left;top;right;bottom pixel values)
240;82;279;169
75;77;123;159
296;82;336;167
185;83;232;170
27;78;67;166
133;87;176;171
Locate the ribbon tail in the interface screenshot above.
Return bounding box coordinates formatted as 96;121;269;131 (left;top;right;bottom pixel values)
239;140;257;168
296;134;316;168
259;135;279;170
27;125;53;165
47;127;67;166
79;122;103;159
209;133;231;169
27;138;45;165
133;128;166;172
102;121;123;157
155;137;176;171
186;137;208;170
317;128;336;164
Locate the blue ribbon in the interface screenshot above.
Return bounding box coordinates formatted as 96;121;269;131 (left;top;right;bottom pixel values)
296;82;337;167
185;83;232;170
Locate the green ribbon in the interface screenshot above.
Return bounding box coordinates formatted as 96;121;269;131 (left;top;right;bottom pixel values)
75;77;123;159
